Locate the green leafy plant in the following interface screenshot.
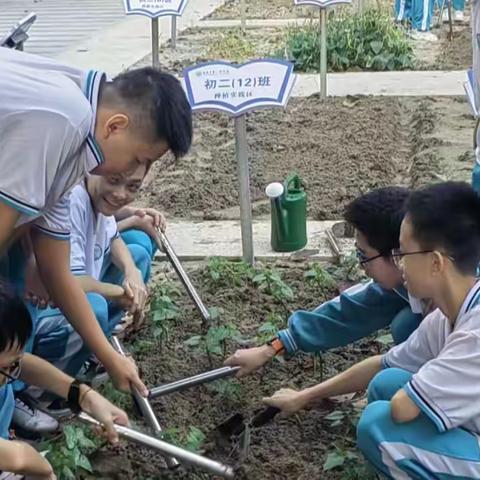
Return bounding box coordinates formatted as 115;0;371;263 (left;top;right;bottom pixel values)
162;426;206;453
132;339;155;356
42;425;100;480
323;447;375;478
304;263;336;292
186;323;241;356
207;378;241;403
283;9;414;72
376;332;394;346
99;380;130;411
207;29;257;63
206;257;253;287
329;251;366;283
252;268;294;302
150;281;181;346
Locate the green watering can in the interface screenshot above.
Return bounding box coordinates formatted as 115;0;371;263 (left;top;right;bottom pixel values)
265;174;307;252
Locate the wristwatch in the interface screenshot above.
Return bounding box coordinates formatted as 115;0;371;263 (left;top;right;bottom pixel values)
67;379;84;413
266;337;285;354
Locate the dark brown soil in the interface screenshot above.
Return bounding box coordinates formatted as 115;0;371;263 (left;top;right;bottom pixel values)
435;25;472;70
143;96;414;221
93;260;379;480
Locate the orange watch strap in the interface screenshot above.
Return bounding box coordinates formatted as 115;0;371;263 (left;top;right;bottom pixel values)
270;338;285;354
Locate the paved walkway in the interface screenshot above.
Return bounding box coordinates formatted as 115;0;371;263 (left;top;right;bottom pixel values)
0;0;126;57
292;70;466;97
154;220;354;262
0;0;227;75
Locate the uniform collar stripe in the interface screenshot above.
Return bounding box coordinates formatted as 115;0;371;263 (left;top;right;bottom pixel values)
83;70;105;169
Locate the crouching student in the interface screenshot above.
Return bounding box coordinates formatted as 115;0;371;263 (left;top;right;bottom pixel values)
225;187;428;377
264;182;480;478
21;163;162;422
0;280;129;479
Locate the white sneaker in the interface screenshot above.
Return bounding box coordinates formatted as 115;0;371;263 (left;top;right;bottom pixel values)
442;8;450;22
454;10;464;21
409;30;438;42
12;397;59;437
0;473;24;480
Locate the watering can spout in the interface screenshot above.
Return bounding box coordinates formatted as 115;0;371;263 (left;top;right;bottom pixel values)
266;174;307;253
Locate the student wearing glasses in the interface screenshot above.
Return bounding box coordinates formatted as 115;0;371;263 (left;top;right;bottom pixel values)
225;187;429;377
0;281;129;479
265;182;480;478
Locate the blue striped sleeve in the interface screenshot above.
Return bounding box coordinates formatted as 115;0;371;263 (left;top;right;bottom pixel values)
404;378;449;432
0;190;40;216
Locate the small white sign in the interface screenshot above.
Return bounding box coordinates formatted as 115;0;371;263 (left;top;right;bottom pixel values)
183;60;296;116
294;0;352;7
123;0;187;18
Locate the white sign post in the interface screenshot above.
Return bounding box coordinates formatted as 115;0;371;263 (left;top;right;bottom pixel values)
122;0;188;67
240;0;246;31
294;0;352;99
183;60;296;264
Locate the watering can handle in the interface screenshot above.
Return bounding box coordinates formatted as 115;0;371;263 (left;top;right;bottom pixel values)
284;174;301;193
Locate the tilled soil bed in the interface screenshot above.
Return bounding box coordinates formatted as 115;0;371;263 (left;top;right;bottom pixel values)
92;259;382;480
141;95;474;222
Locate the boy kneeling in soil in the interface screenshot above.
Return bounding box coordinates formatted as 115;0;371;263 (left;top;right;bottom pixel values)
265;181;480;478
19;163;162;420
0;281;128;479
225;186;429;377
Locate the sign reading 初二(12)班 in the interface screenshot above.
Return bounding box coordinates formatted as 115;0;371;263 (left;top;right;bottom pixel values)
294;0;352;7
183;59;296;116
122;0;187;18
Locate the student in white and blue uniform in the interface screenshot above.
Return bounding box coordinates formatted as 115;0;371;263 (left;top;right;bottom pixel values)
0;47;192;434
395;0;436;36
264;182;480;479
225;187;428;376
29;163;162;407
0;281;130;478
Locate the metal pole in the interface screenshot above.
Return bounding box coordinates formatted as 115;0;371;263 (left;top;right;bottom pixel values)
154;228;211;326
150;366;240;399
111;336;179;469
171;16;177;49
78;413;235;479
447;0;453;41
234;115;254;264
320;8;327;99
240;0;246;31
151;17;159;68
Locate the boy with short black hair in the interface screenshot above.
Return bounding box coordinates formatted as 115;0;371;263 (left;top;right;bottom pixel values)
0;47;192;404
0;280;128;479
265;181;480;478
225;186;427;376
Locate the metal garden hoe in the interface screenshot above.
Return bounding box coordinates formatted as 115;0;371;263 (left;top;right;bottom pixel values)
110;335;236;477
154;227;211;330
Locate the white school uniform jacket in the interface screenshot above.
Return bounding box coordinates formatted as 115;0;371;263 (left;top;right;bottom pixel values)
0;47;105;239
69;182;118;281
382;280;480;434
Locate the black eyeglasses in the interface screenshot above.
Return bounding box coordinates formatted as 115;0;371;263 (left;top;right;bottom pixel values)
356;248;384;265
390;248;445;268
0;360;22;385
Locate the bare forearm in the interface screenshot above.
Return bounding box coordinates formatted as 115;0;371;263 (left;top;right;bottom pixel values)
77;275;123;298
301;355;383;404
114;206;136;222
0;439;52;476
110;238;137;275
32;234;114;366
44;271;115;364
20;353;73;399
